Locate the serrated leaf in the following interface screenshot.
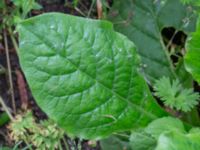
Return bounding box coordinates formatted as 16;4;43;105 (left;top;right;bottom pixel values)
109;0;197;83
185;18;200;84
17;13;166;139
154;77;199;112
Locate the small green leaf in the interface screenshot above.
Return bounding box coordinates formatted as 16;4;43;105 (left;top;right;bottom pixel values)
12;0;42;18
154;77;199;112
17;13;166;139
0;112;10;127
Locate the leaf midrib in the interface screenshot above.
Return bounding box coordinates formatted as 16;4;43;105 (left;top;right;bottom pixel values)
21;25;158;120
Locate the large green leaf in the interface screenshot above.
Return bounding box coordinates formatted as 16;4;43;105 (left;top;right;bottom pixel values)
130;117;200;150
17;13;166;139
185;18;200;83
144;117;186;139
155;130;200;150
129;117;185;150
109;0;197;83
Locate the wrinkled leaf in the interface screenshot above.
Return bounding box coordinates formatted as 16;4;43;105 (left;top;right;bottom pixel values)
185;18;200;83
109;0;197;83
130;117;200;150
144;117;186;139
17;13;166;139
155;130;200;150
129;117;185;150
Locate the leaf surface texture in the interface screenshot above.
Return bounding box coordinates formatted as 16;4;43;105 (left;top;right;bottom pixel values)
17;13;165;139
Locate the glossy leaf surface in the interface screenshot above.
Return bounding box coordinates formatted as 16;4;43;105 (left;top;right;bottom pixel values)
17;13;165;139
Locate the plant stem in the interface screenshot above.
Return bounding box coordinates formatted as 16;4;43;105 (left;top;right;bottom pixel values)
58;140;63;150
3;30;16;114
166;30;178;50
113;133;130;138
8;27;19;52
24;139;33;150
75;7;86;17
87;0;96;18
0;64;6;74
0;96;14;121
159;36;177;79
62;137;69;150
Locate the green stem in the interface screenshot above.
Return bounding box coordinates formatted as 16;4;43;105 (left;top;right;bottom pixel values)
159;35;177;79
113;133;130;138
58;140;63;150
8;27;19;52
23;139;33;150
75;7;86;17
0;96;14;121
62;137;69;150
87;0;96;18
